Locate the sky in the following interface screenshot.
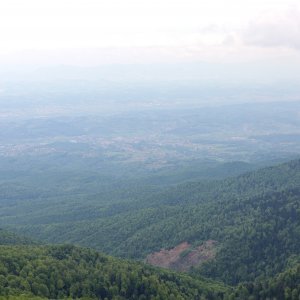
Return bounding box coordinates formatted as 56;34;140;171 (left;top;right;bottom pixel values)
0;0;300;84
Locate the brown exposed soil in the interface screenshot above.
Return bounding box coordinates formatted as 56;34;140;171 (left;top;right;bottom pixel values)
146;240;217;272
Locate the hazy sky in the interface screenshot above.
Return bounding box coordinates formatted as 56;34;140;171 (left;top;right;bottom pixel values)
0;0;299;68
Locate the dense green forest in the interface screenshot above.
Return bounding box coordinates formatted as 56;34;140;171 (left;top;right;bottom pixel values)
1;158;300;298
0;235;299;300
237;264;300;300
0;229;35;246
0;244;228;300
9;159;300;285
233;263;300;299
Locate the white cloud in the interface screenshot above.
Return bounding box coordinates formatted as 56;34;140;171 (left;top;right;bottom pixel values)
0;0;299;66
243;7;300;50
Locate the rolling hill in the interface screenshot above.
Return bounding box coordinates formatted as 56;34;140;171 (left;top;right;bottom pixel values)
0;243;228;299
5;159;300;285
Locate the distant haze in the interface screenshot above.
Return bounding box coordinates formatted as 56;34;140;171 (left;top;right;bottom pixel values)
0;0;300;82
0;0;300;111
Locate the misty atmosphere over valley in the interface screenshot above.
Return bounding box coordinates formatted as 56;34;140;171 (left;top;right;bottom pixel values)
0;1;300;299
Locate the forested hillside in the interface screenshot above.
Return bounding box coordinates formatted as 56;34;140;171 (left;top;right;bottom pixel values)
233;263;300;299
0;244;228;300
10;159;300;285
1;236;300;299
0;229;35;246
